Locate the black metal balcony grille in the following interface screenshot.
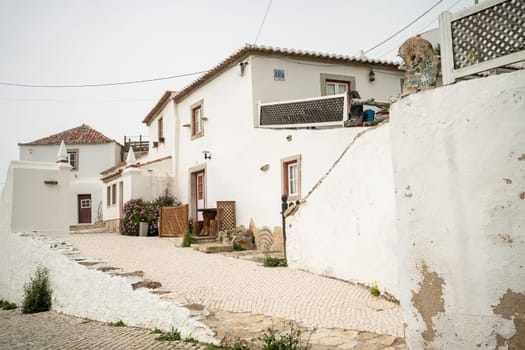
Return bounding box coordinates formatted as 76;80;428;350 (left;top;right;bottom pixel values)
260;95;345;127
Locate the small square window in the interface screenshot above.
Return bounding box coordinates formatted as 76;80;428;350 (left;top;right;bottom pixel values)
274;69;285;81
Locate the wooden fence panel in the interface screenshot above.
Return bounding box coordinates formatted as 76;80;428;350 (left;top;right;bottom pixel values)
217;201;236;232
159;205;188;237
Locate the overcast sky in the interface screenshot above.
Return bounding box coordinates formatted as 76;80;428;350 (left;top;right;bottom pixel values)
0;0;474;185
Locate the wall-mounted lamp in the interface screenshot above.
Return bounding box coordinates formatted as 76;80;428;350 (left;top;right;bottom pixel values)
239;61;249;76
369;68;375;82
286;135;292;142
203;151;212;160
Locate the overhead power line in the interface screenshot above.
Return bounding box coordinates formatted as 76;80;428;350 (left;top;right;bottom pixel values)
253;0;273;45
364;0;444;54
0;70;208;88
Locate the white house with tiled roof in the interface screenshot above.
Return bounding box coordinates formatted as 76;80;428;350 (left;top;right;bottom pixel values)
1;124;122;233
136;44;403;241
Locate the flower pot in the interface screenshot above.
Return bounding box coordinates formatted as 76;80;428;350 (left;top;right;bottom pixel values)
139;222;149;237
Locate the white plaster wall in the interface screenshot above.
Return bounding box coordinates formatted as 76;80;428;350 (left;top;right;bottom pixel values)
250;56;403;116
286;124;399;297
20;142;121;181
390;70;525;349
5;161;73;233
146;101;176;163
173;56;401;229
0;232;216;343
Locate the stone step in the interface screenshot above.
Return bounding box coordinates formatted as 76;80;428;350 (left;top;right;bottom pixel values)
69;222;106;234
192;235;217;244
192;243;233;254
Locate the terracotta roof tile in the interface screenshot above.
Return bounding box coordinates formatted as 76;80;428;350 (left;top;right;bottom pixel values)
143;90;177;125
19;124;116;146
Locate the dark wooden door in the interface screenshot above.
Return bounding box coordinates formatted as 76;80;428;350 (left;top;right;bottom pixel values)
78;194;92;224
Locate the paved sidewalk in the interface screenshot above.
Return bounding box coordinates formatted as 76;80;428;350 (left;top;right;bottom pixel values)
0;309;207;350
67;234;403;338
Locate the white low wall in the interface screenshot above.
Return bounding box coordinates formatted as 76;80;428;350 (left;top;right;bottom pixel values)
0;231;216;344
390;70;525;349
286;123;399;298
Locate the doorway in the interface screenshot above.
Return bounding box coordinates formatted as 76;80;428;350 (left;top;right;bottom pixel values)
78;194;92;224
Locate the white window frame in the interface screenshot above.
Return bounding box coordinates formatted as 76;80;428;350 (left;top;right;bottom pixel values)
67;149;79;170
80;199;91;208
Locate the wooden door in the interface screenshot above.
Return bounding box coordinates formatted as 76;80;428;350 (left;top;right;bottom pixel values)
78;194;92;224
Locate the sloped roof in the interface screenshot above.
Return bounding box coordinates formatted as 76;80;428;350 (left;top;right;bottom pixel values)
143;44;402;124
19;124;116;146
143;90;176;126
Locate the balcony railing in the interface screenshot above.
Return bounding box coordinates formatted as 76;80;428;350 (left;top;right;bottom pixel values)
439;0;525;84
124;135;149;152
259;93;349;128
258;93;390;128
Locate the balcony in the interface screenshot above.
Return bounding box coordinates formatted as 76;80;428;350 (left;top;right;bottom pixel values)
124;135;149;153
258;92;389;129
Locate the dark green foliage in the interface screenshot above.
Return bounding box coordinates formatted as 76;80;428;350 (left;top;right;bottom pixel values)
22;266;52;314
232;242;245;251
150;328;162;334
110;320;126;327
0;299;17;310
263;256;287;267
261;323;301;350
206;343;250;350
120;195;181;236
156;327;181;341
181;231;195;247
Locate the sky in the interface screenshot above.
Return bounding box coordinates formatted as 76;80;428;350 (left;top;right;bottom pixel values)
0;0;475;185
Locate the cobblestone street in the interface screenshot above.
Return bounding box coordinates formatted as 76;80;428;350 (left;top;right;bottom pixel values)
0;309;208;350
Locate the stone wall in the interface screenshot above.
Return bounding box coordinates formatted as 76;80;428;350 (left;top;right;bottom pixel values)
390;69;525;349
0;231;217;344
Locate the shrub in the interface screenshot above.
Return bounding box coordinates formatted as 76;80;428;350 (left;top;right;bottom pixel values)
22;266;52;314
263;256;287;267
150;328;162;334
261;323;301;350
181;231;195;247
120;195;181;236
110;320;126;327
156;327;181;341
232;242;245;251
0;299;17;310
371;284;380;297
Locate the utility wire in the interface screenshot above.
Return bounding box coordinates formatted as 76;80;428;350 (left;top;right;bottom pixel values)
365;0;444;54
377;0;465;58
253;0;273;45
0;70;208;88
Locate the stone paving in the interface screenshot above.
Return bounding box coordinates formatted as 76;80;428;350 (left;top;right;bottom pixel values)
65;233;405;345
67;234;403;337
0;308;207;350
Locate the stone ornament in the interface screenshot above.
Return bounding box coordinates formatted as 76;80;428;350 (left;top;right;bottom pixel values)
398;36;439;95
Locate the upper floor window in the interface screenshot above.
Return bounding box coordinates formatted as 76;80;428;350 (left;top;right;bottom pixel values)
158;117;164;141
67;149;78;170
191;100;204;139
320;73;355;97
325;80;350;95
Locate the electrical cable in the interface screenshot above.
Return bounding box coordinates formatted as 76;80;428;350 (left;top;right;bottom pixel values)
0;70;208;88
364;0;444;54
253;0;273;45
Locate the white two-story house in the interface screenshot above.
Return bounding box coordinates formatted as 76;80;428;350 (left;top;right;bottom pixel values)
1;124;122;233
128;44;404;241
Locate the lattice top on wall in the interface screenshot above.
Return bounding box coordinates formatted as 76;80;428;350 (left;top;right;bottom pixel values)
451;0;525;69
260;95;345;126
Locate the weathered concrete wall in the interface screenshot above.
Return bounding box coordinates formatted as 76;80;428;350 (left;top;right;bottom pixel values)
0;231;216;344
286;123;399;298
390;70;525;349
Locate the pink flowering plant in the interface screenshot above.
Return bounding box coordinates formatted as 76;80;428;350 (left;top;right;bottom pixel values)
120;195;181;236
